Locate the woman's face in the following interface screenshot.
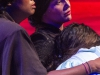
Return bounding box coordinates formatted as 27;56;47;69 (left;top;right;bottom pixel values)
42;0;72;25
12;0;36;16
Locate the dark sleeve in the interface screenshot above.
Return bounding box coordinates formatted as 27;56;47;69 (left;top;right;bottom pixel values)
2;30;47;75
31;33;55;71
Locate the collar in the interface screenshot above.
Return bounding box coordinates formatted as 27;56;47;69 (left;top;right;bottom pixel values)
77;46;100;57
38;22;61;33
0;11;15;22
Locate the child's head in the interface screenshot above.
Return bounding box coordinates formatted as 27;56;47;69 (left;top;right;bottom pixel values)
56;23;100;60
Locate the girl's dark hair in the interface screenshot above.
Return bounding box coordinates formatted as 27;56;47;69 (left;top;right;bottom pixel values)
28;0;52;28
56;23;100;63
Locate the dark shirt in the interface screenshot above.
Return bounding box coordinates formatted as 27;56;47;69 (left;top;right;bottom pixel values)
0;11;47;75
31;22;61;72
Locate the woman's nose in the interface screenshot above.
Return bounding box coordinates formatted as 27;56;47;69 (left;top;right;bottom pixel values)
63;2;70;11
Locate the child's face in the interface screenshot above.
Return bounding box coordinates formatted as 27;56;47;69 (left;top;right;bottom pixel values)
13;0;36;16
42;0;72;25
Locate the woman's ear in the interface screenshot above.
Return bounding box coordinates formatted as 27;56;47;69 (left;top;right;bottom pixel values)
7;3;12;6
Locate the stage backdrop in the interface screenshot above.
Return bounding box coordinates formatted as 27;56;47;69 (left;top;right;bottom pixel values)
20;0;100;35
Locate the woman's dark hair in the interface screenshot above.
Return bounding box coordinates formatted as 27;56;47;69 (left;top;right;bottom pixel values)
28;0;52;28
0;0;14;9
56;23;100;63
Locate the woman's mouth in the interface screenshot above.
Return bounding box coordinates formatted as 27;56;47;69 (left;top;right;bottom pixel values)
64;11;71;16
32;4;36;9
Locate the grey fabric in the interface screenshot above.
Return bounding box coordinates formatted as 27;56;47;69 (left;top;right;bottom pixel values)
0;11;47;75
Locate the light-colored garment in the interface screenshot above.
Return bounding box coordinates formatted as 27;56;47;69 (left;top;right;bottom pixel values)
56;46;100;75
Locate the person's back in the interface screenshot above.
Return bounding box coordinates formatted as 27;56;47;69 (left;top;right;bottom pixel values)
0;0;47;75
0;12;28;74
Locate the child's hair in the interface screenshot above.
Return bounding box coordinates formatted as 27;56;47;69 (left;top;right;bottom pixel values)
56;23;100;63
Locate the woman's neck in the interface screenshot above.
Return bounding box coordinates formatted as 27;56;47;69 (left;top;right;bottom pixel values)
42;21;64;31
6;6;28;24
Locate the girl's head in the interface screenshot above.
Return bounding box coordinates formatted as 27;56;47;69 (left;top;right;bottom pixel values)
56;23;100;60
29;0;71;28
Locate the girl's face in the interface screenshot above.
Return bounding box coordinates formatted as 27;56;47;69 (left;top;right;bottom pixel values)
12;0;36;16
42;0;72;26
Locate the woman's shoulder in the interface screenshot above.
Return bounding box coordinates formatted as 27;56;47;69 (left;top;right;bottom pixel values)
30;30;50;41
